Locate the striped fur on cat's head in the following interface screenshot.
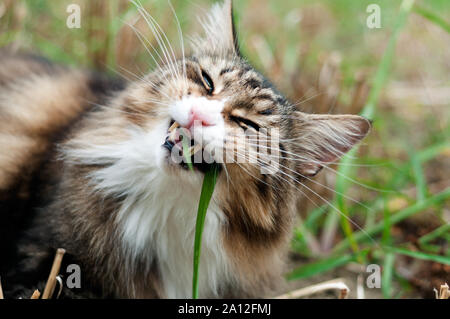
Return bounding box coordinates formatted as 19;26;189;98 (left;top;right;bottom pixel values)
63;0;371;297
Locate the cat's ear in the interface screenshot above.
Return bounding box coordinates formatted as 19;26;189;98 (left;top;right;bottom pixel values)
294;113;371;176
194;0;240;55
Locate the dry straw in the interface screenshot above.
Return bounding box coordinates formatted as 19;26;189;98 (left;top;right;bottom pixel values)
275;278;350;299
42;248;66;299
0;276;4;299
434;283;449;299
30;290;41;299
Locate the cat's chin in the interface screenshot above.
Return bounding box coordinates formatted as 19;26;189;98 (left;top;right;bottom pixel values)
161;144;220;175
161;120;221;174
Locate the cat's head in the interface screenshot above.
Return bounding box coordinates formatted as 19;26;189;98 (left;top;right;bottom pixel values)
120;0;371;186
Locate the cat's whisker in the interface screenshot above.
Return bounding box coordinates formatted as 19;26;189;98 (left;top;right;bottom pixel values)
290;91;325;108
225;137;372;167
122;15;166;74
228;150;318;205
127;94;172;107
126;25;182;96
224;137;389;192
262;155;375;212
125;21;172;83
111;64;172;100
222;160;233;190
107;64;145;83
133;0;181;82
81;99;147;117
232;158;331;253
143;5;183;80
223;142;376;210
223;134;376;168
225;158;280;192
168;0;188;87
131;2;178;82
228;148;378;246
224;135;348;164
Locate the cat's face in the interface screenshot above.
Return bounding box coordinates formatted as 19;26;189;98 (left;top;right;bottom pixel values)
157;54;289;176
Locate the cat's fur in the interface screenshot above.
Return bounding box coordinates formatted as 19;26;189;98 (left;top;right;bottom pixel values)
0;1;370;298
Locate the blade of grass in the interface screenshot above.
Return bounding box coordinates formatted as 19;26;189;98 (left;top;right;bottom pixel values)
413;5;450;33
420;243;445;254
362;0;415;120
304;205;328;232
293;215;322;256
418;224;450;246
287;254;353;281
330;0;415;256
408;147;428;202
108;0;137;68
417;141;450;162
384;246;450;265
333;187;450;253
192;165;219;299
287;249;369;281
382;252;395;298
107;0;120;68
182;133;194;172
379;141;449;195
382;201;394;298
33;34;77;65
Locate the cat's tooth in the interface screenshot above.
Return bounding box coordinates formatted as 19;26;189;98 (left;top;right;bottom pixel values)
191;144;202;155
169;121;179;132
187;145;202;156
168;122;180;142
169;129;177;143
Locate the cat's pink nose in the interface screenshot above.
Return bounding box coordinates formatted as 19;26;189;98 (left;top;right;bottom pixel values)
187;105;215;129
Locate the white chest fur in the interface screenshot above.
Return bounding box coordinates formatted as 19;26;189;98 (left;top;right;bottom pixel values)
116;175;231;298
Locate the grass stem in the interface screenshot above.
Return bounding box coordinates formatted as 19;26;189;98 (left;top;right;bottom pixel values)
333;188;450;253
192;165;219;299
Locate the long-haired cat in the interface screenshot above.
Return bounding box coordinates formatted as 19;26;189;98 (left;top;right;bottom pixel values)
0;0;370;298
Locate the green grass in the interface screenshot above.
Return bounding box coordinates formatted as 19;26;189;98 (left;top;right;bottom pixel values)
334;0;415;252
192;165;219;299
288;0;450;297
287;250;369;281
384;246;450;265
413;5;450;33
333;188;450;253
181;131;194;172
300;0;414;267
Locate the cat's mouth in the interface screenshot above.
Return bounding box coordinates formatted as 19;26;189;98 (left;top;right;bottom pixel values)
162;120;219;173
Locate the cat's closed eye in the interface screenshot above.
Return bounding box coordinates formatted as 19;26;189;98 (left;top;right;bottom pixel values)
229;115;261;131
201;70;214;95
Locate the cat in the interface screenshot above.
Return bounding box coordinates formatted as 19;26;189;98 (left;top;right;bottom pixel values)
0;0;370;298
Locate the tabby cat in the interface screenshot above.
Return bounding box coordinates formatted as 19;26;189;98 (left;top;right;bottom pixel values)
0;0;370;298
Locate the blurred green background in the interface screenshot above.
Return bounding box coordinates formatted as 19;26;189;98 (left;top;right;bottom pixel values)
1;0;449;298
